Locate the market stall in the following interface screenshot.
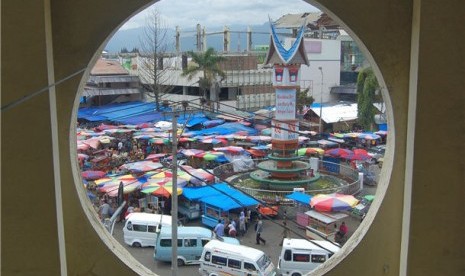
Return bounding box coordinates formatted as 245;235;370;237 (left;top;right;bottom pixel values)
304;210;348;241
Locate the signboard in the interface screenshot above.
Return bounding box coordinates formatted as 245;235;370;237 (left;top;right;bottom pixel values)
272;120;299;140
275;89;296;120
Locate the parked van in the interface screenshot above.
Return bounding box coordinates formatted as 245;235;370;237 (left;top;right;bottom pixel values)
154;226;239;266
277;238;340;276
199;240;276;276
123;213;172;247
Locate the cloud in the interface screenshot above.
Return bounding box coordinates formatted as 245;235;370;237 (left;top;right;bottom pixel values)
119;0;319;30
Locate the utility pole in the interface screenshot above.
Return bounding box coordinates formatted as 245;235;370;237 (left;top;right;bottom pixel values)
170;112;179;276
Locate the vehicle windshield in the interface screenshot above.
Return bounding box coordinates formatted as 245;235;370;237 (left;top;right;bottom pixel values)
256;254;272;271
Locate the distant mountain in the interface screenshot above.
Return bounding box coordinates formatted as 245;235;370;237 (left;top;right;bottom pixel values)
104;22;290;53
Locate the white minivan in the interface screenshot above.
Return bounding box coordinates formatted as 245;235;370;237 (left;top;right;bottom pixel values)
277;238;340;276
123;212;172;247
199;240;276;276
153;226;239;266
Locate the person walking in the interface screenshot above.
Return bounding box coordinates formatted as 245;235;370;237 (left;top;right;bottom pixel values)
98;199;111;223
255;216;266;245
239;211;246;236
214;219;225;238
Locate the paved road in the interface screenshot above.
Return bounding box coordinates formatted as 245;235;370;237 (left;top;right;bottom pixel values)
112;204;363;276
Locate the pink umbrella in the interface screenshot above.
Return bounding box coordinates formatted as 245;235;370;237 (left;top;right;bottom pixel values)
145;153;167;160
77;153;89;160
213;146;245;154
120;161;163;173
246;136;272;143
201;137;227;145
180;149;204;157
81;170;106;180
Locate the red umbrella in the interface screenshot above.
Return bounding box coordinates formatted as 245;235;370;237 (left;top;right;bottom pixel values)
81;170;106;180
246;149;267;157
325;148;354;158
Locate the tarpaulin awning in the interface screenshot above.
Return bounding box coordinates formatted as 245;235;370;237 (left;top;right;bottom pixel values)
182;183;258;211
285;191;312;205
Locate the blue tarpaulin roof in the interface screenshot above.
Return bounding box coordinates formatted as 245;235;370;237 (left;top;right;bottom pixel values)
185;122;258;136
78;102;172;123
182;183;258;211
285;191;312;205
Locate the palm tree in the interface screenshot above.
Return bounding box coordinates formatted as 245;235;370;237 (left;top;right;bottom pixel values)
182;48;226;104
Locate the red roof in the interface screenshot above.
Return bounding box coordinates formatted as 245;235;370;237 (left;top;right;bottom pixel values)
91;58;128;75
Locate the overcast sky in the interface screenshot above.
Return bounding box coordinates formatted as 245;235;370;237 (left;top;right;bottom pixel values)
120;0;320;30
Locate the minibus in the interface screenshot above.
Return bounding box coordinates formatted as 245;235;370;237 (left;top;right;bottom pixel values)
123;212;172;247
154;226;239;266
277;238;340;276
199;240;276;276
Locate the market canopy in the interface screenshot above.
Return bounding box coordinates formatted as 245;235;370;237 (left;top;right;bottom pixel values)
285;191;313;205
182;183;258;211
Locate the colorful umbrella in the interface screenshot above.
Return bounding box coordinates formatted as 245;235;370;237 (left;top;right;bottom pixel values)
105;182;142;197
180;165;214;184
150;138;170;145
325;148;354;158
246;135;272;143
180;149;204;157
77;153;89;160
213;146;245;154
297;148;317;156
120;161;163;173
215;134;236;140
145;153;168;161
358;133;381;140
246;149;267;157
140;181;183;198
260;128;272;136
194;151;225;161
310;193;359;212
150;170;192;182
81;170;106;180
200;137;227;145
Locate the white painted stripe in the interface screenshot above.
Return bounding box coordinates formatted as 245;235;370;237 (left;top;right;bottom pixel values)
44;0;68;274
401;0;421;275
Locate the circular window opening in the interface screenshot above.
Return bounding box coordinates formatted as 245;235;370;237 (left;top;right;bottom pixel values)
72;1;393;275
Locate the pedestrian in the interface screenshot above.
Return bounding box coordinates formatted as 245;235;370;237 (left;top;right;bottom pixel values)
279;221;290;246
228;221;237;237
245;209;252;229
239;211;246;236
255;216;266;245
214;219;225;238
98;199;111;223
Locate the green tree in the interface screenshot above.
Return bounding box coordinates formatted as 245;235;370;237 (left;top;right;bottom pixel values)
182;48;226;104
296;88;314;115
356;67;379;130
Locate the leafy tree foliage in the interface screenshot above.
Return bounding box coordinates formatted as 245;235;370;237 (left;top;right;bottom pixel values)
357;68;379;130
182;48;226;101
296;88;314;114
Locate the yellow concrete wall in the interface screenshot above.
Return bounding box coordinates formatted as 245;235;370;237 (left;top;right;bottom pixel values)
1;0;464;275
